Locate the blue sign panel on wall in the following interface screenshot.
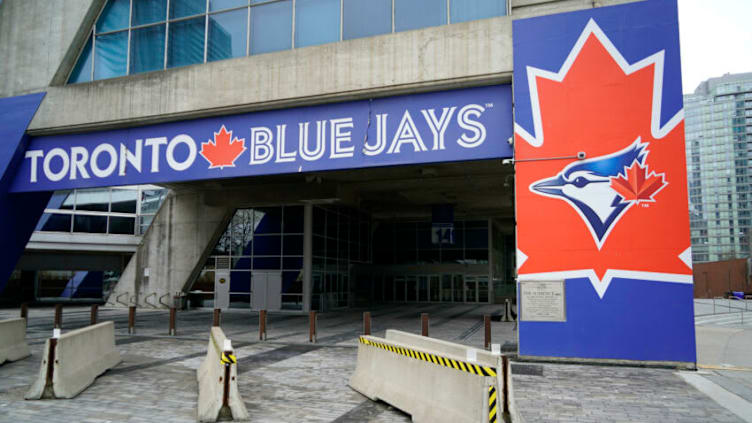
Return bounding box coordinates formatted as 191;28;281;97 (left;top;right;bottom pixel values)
11;85;512;192
513;0;695;364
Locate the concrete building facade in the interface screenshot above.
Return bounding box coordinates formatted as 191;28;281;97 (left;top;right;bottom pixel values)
685;72;752;263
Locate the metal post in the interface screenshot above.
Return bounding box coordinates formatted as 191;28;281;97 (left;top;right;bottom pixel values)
309;311;317;343
421;313;429;337
213;308;221;327
54;304;62;329
128;306;136;334
169;307;177;336
303;203;313;312
363;311;371;336
259;309;267;341
90;304;98;325
484;314;491;349
501;355;510;414
20;303;28;320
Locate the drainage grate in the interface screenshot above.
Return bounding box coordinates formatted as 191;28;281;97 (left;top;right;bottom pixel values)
511;363;544;376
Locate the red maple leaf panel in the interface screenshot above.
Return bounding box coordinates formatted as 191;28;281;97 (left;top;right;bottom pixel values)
200;125;246;169
514;32;691;281
610;163;667;203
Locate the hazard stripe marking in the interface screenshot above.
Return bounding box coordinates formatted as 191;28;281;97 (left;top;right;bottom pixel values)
358;336;497;378
488;386;498;423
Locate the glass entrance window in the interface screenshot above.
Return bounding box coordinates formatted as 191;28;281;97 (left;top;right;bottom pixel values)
406;276;417;302
478;276;489;303
395;277;406;302
384;275;394;301
464;276;477;303
418;276;429;302
429;276;440;302
453;274;464;302
441;274;452;302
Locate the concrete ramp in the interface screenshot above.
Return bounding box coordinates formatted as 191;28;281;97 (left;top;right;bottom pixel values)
0;318;31;364
350;330;503;423
197;327;248;422
25;321;121;399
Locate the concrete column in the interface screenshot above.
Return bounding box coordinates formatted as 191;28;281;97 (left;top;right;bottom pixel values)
108;190;234;308
303;203;313;312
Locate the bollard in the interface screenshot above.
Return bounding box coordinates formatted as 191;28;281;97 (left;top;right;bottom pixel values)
169;307;177;336
421;313;429;337
90;304;98;325
363;311;371;336
54;304;63;329
259;310;267;341
128;306;136;334
309;311;317;343
501;355;510;414
20;303;28;320
213;308;221;327
484;315;491;349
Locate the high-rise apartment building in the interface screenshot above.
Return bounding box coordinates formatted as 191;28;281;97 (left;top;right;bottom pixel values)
685;72;752;262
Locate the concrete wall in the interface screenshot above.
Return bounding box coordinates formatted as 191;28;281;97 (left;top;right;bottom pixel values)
0;0;99;98
109;189;233;307
693;259;751;298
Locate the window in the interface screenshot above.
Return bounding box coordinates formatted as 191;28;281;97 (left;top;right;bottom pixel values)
343;0;392;40
70;0;509;83
395;0;447;32
34;186;167;236
295;0;340;48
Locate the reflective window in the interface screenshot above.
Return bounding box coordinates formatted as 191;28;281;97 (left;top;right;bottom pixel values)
35;186;167;236
132;0;166;25
71;0;508;83
343;0;391;40
450;0;506;23
69;38;93;83
208;9;248;61
97;0;130;32
395;0;446;32
130;24;166;74
170;0;206;19
94;31;128;80
211;0;248;12
295;0;340;48
251;0;292;54
168;17;206;68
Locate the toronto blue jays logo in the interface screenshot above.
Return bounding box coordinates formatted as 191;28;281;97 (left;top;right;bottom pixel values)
530;138;667;249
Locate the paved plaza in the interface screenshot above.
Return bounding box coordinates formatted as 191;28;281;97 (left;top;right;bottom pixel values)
1;301;751;422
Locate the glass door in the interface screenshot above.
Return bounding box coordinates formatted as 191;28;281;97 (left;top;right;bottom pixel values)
429;275;440;302
464;276;478;303
406;275;417;302
453;274;464;303
418;276;429;302
395;276;406;302
478;276;489;303
441;274;452;302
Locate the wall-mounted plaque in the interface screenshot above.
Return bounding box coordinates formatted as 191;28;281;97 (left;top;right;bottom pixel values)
519;280;566;322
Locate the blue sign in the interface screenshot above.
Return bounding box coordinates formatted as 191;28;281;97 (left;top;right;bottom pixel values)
10;85;512;192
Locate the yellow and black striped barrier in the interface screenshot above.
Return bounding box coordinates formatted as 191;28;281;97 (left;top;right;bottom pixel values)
220;352;236;365
488;386;498;423
358;336;497;377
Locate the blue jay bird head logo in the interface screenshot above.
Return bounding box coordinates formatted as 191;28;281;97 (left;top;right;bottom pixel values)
530;138;660;249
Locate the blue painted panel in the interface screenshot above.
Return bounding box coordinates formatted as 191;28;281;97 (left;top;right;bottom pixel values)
513;0;683;137
518;278;696;363
11;85;512;192
0;92;48;293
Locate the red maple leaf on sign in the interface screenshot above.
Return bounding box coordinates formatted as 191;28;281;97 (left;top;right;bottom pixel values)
200;125;246;169
610;162;667;203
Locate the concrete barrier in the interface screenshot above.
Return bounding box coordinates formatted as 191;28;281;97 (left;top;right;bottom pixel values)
0;318;31;364
25;321;121;399
350;329;503;423
197;327;248;422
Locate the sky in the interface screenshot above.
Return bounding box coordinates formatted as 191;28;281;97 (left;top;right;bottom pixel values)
678;0;752;93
